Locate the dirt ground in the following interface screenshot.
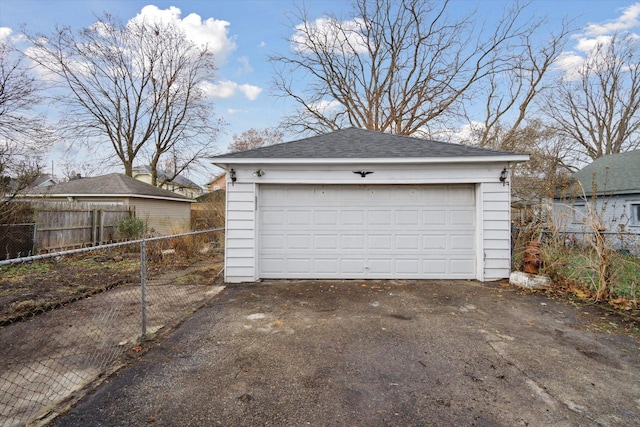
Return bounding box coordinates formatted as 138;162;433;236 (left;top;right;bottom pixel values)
54;279;640;427
0;258;224;427
0;246;222;325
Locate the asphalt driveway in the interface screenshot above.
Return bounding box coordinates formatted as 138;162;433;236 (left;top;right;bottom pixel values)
55;279;640;426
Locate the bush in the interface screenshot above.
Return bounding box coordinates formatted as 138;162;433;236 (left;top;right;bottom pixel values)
192;191;225;230
116;216;146;240
540;242;640;306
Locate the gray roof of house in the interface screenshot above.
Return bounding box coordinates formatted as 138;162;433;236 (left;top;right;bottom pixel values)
569;149;640;197
26;173;192;201
213;127;526;160
132;165;201;189
30;175;57;188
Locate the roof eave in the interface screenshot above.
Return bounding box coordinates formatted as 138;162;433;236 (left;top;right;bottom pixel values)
213;154;529;168
19;193;192;203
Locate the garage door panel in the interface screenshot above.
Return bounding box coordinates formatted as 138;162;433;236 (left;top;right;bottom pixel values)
423;210;447;225
450;209;475;225
260;234;285;250
368;258;392;273
341;235;365;249
287;234;311;249
396;234;420;250
314;210;338;225
368;234;393;250
261;188;287;204
314;259;339;274
342;210;365;225
287;210;311;225
262;210;285;225
396;210;420;225
341;258;365;273
423;235;447;250
448;186;475;204
396;259;420;274
423;259;448;275
260;258;285;274
451;259;476;275
286;258;311;273
340;188;367;203
259;184;476;279
314;234;338;249
450;234;475;250
424;188;447;202
368;210;392;225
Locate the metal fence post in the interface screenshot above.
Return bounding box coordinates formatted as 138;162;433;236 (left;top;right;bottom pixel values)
140;238;147;339
32;222;37;256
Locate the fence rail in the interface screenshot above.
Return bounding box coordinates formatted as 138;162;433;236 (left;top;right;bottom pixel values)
540;229;640;255
2;202;133;259
0;228;225;427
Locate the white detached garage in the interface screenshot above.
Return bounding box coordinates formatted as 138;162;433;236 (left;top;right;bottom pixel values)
213;128;528;283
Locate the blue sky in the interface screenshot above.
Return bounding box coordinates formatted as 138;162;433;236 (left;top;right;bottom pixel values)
1;0;639;184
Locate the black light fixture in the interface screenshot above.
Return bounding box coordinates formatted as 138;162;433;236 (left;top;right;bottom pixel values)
254;169;265;177
230;168;237;185
353;170;374;178
499;168;508;186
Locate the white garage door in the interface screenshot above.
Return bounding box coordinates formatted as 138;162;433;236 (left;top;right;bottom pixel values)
258;184;476;279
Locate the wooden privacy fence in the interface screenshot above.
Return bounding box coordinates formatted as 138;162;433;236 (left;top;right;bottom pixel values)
34;202;133;251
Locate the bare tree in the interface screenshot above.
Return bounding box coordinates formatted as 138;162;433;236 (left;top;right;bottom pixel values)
471;21;572;151
25;14;223;185
545;33;640;162
228;128;284;153
271;0;545;136
0;36;54;214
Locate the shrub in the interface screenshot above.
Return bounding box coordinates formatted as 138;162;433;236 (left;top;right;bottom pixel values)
116;216;146;240
540;242;640;306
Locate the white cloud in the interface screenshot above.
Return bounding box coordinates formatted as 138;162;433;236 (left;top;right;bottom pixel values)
238;84;262;100
129;5;237;64
310;99;342;114
200;80;262;100
227;108;248;114
430;122;484;144
0;27;12;43
258;41;266;48
557;3;640;79
575;34;614;54
236;56;253;75
554;51;586;80
291;17;368;55
584;2;640;36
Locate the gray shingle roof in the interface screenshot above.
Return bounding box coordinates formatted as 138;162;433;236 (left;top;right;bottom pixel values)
132;165;201;189
28;173;191;201
213;127;525;160
570;149;640;196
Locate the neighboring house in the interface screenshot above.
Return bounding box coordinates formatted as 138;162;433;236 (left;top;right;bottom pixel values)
132;165;203;199
21;173;193;235
207;172;227;192
2;174;56;197
30;174;57;188
212;127;528;283
553;149;640;254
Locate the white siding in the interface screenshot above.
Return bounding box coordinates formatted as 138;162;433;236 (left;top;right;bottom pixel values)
224;162;514;282
224;182;256;282
481;182;512;280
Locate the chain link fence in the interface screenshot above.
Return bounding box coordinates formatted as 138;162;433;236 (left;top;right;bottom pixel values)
0;228;225;427
1;224;36;260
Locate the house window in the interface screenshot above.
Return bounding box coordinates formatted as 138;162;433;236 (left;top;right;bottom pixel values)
631;203;640;226
572;202;586;224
